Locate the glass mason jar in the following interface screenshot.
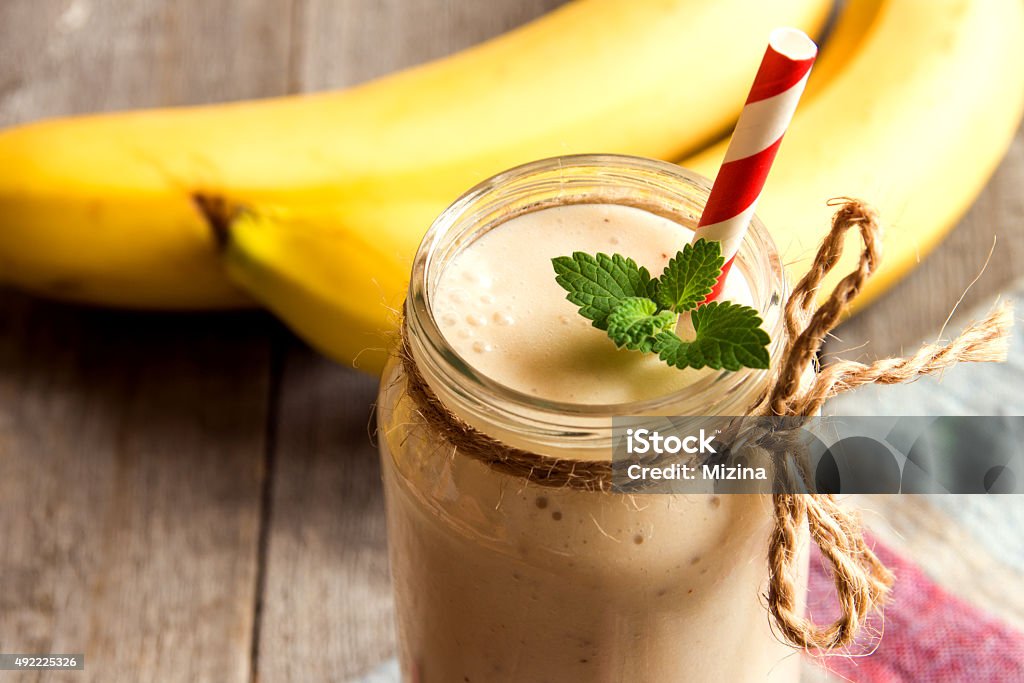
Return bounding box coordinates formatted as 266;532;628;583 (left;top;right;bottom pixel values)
377;155;806;683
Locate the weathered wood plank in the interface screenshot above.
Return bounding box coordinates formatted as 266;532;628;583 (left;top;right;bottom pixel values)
0;1;295;681
256;353;389;682
0;0;295;125
0;295;273;682
289;0;567;91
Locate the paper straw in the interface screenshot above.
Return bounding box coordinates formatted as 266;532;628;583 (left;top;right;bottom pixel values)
695;27;817;301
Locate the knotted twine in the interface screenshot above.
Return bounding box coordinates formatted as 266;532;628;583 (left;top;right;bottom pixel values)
398;198;1013;651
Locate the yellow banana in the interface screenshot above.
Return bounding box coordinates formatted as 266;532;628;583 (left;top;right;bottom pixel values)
223;202;434;374
219;0;895;374
684;0;1024;311
802;0;886;98
226;0;1024;375
0;0;829;308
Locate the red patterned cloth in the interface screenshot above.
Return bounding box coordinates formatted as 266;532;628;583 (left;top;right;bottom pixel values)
807;538;1024;682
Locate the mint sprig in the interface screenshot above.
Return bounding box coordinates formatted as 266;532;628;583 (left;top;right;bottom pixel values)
551;238;770;372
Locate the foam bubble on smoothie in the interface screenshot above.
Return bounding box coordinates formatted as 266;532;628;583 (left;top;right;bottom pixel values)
433;204;755;404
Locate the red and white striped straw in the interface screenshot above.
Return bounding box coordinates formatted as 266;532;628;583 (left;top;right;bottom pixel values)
695;27;817;301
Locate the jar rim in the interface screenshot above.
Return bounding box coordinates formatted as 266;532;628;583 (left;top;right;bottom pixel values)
404;154;787;437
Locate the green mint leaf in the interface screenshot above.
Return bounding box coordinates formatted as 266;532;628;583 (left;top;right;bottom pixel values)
656;238;725;313
654;301;770;371
606;297;678;353
552;252;657;330
652;331;690;367
551;245;771;373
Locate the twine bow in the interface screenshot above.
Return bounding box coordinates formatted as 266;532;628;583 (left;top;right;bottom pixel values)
763;198;1012;649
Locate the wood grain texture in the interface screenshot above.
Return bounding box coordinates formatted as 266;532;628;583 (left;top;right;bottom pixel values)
289;0;568;92
0;0;295;125
256;350;389;682
0;295;272;682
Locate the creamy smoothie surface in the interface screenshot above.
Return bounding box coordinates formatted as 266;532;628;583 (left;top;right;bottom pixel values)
433;203;755;404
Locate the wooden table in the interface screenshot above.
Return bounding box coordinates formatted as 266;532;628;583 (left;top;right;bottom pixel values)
0;2;1020;681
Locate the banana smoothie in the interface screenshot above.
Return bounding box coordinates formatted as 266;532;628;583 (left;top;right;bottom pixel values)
378;157;805;682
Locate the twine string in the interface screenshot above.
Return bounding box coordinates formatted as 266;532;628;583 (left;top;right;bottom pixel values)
763;198;1009;649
